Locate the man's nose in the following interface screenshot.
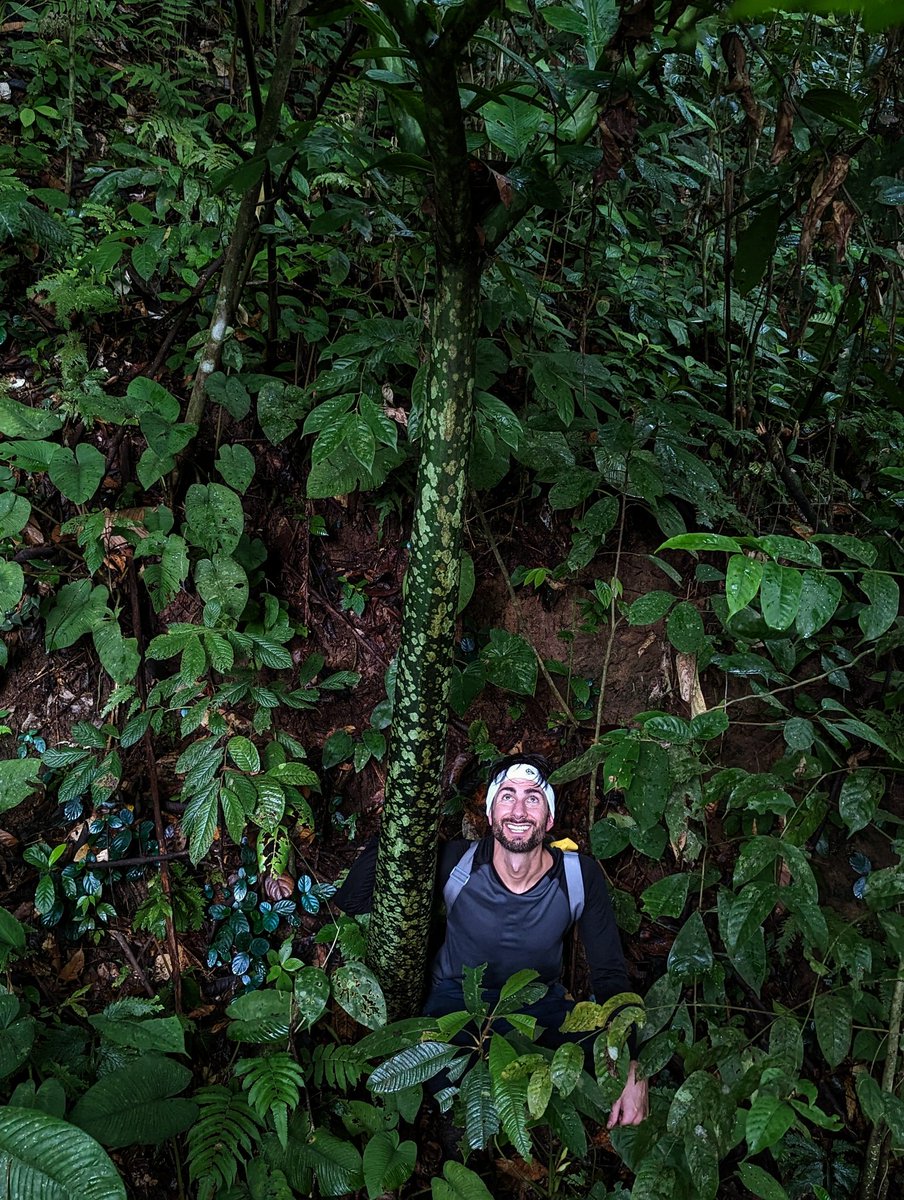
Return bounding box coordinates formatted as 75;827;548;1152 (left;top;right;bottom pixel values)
510;795;528;816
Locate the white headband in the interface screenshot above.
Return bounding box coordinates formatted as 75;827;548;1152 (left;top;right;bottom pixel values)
485;762;555;821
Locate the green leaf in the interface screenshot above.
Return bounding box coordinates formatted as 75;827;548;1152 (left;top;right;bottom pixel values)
0;560;24;615
783;716;815;751
0;395;64;439
322;729;354;769
745;1095;795;1154
195;556;249;619
812;533;876;565
228;735;260;774
491;1066;532;1159
332;962;387;1030
814;993;851;1068
461;1062;498;1150
216;444;255;493
71;1056;197;1147
627;590;675;625
369;1041;461;1093
291;1127;364;1197
131;241;158;281
0;759;42;815
549;1042;583;1097
738;1162;790;1200
89;1014;185;1056
182;783;221;863
363;1130;415;1200
667;912;713;981
48;443;106;504
689;708;728;741
226;990;292;1043
0;492;31;538
641;874;690;919
858;571;899;640
590;819;630;858
481;629;537;696
185;483;244;555
93;614;141;685
640;714;690;745
658;533;743;555
432;1160;496;1200
795;571;842;638
625;741;670;828
527;1064;552;1119
0;1107;126;1200
725;555;763;616
759;562;803;631
482;94;543;159
838;769;884;834
457;552;475;615
734;203;780;296
294;967;331;1028
44;581;109;650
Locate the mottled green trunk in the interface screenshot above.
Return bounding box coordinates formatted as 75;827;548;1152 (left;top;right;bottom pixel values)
366;51;483;1017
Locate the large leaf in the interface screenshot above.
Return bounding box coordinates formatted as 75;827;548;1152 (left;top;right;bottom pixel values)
480;628;537;696
667;912;713;982
461;1062;499;1149
44;581;109;650
184;483;244;554
48;443;105;504
795;571;842;638
226;989;292;1043
0;758;42;815
294;967;331;1028
0;1107;126;1200
369;1041;461;1093
838;768;884;834
71;1056;197;1147
89;1014;186;1056
289;1127;363;1197
432;1160;496;1200
332;962;387;1030
195;556;249;619
0;559;24;615
0;492;31;539
759;562;802;631
858;571;899;640
814;993;852;1068
745;1095;795;1154
725;554;763;616
362;1130;416;1200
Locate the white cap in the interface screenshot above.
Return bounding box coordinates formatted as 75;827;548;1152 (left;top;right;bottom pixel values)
485;762;555;821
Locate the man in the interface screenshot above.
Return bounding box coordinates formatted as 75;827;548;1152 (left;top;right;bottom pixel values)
335;753;648;1128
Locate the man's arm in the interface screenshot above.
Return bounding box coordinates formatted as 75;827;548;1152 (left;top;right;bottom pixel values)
333;836;380;914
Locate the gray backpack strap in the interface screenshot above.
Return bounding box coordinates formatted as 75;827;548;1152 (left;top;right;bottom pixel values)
443;842;478;913
562;852;585;925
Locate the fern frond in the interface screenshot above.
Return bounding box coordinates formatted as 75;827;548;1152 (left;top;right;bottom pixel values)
311;1042;367;1091
101;996;163;1020
234;1052;305;1150
186;1084;264;1200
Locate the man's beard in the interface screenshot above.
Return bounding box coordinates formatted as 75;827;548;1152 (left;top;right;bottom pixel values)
492;816;545;853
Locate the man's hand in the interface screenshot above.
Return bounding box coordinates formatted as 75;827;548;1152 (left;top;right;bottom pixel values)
607;1061;648;1128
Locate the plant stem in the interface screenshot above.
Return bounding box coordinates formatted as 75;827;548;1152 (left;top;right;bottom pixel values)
859;964;904;1200
588;497;626;829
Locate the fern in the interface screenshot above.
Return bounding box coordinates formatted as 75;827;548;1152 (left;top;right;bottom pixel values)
28;269;118;328
234;1052;305;1149
186;1084;264;1200
311;1042;367;1091
100;996;163;1020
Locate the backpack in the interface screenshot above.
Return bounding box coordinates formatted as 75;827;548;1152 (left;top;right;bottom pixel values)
442;842;585;925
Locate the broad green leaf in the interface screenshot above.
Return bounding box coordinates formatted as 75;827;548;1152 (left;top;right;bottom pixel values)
590;819;630;859
667;912;713;982
362;1130;415;1200
460;1062;498;1150
838;768;884;834
858;571;899;640
527;1065;553;1118
783;716;815;751
291;1127;363;1197
215;444;255;493
93;615;140;684
745;1095;795;1154
195;555;249;619
332;962;387;1030
549;1042;583;1097
734;203;780;295
71;1056;197;1147
131;241;158;281
758;535;822;567
184;483;244;554
658;533;743;554
227;990;292;1043
689;708;728;741
814;993;852;1068
182;782;221;864
738;1162;790;1200
0;492;31;538
481;628;537;696
811;533;876;565
0;1107;126;1200
89;1014;185;1055
228;736;260;774
0;560;24;615
44;581;109;650
482;95;543;159
583;0;620;65
48;444;106;504
627;590;675;625
641;874;689;919
666;601;706;653
0;759;42;815
640;714;690;745
685;1125;719;1200
795;571;842;638
0;395;64;439
725;554;763;616
491;1069;531;1159
759;562;802;631
369;1041;460;1093
432;1160;495;1200
625;741;670;828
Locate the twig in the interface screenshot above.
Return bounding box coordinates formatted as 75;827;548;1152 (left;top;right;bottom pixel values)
470;493;576;726
588;496;627;827
859;965;904;1200
108;928;155;999
90;850;191;870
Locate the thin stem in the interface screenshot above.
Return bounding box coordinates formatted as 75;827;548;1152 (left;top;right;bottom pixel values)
588;497;627;828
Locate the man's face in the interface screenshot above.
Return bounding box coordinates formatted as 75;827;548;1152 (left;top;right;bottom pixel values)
490;777;553;853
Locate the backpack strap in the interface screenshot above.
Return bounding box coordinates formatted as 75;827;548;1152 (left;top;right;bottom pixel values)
562;851;585;925
443;842;478;913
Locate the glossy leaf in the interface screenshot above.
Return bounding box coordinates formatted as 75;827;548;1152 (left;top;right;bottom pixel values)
814;992;852;1068
858;571;899;640
838;768;884;834
725;554;763;616
667;912;713;981
795;571;842;638
332;962;387;1030
0;1108;126;1200
759;562;802;630
667;602;706;653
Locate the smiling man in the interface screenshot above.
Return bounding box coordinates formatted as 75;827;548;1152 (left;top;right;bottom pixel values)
336;752;648;1128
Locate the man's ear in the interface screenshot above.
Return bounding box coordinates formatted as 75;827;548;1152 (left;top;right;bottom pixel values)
545;810;554;833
